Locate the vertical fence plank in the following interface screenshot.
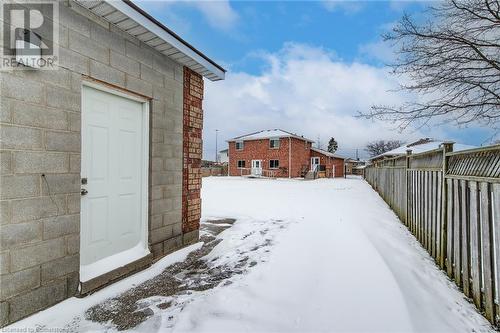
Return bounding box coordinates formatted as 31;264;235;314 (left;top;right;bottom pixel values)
447;179;454;277
469;181;482;309
480;182;495;322
461;179;470;297
492;183;500;327
453;178;462;287
436;171;442;264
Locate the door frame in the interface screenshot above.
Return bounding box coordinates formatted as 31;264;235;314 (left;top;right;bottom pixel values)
251;159;262;176
80;80;150;278
311;157;320;171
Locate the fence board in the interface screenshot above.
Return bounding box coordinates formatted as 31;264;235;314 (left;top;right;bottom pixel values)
453;178;462;287
480;182;495;322
492;183;500;326
447;179;454;278
461;179;470;297
469;181;481;309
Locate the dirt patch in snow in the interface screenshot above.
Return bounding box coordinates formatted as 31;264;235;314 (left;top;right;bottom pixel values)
85;218;270;331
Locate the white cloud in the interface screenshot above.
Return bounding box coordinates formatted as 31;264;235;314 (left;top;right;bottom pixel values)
137;0;238;31
358;40;397;64
202;42;435;160
321;1;364;14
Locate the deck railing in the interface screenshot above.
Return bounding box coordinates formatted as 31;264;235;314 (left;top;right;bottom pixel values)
364;143;500;327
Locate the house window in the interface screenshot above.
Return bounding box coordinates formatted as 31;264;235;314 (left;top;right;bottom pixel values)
235;141;244;150
269;138;280;149
269;159;279;169
237;160;246;168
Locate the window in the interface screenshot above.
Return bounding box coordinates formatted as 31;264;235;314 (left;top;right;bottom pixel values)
237;160;246;168
269;138;280;149
269;159;279;169
235;141;244;150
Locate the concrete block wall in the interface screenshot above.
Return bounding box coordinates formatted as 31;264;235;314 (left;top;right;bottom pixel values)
0;1;194;326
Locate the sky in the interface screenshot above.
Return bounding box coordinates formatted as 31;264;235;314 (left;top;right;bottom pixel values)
138;0;497;160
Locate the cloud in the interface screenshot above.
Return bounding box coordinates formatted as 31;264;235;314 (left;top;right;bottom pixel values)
358;40;397;64
191;0;239;31
321;1;364;14
202;42;434;160
137;0;238;31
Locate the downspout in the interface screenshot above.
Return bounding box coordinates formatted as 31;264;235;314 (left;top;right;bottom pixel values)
288;137;292;178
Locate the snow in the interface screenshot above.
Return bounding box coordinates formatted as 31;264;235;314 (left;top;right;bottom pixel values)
229;129;314;142
6;242;203;332
5;177;493;332
80;243;150;282
372;140;476;159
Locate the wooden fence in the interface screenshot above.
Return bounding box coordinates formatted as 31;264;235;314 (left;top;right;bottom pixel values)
365;143;500;327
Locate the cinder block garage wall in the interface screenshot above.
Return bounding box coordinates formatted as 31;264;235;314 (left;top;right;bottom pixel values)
0;1;200;326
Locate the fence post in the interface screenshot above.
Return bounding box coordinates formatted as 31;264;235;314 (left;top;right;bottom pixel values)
405;150;412;226
440;141;454;270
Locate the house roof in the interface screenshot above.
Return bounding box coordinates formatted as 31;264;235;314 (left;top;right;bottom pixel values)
74;0;225;81
370;139;476;160
228;129;314;143
219;149;228;153
310;147;345;159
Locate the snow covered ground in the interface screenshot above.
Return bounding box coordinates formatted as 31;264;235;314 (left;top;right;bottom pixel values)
7;177;494;332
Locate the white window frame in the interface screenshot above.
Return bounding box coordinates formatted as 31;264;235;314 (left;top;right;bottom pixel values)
235;141;244;150
269;159;279;169
269;138;280;149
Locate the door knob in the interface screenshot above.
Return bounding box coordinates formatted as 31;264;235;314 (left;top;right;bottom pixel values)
81;189;88;196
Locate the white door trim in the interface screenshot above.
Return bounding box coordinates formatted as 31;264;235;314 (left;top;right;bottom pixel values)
311;157;320;171
80;82;150;282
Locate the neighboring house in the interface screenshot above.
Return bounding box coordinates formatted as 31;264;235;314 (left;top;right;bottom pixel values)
345;158;366;175
0;1;225;326
227;129;344;178
370;138;475;163
218;149;229;164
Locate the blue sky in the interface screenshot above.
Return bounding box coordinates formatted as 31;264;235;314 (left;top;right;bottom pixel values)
139;1;496;159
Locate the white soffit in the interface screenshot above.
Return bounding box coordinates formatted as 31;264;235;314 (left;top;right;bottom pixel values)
74;0;226;81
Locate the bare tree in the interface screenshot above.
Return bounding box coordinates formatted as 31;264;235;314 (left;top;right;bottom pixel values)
365;140;403;157
363;0;500;129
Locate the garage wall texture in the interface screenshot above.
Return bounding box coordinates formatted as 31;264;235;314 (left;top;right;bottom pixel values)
0;1;201;326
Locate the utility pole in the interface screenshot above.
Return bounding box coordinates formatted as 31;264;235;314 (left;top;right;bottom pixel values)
215;129;219;163
356;149;359;160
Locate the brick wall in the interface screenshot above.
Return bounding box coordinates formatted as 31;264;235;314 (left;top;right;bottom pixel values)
310;150;345;178
228;137;314;177
0;1;190;325
290;138;312;177
181;68;203;242
228;138;292;177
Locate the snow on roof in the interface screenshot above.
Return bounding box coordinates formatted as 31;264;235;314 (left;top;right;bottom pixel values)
228;129;314;142
310;147;345;159
371;139;476;160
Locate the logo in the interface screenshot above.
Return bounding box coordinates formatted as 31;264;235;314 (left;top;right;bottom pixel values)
1;0;59;70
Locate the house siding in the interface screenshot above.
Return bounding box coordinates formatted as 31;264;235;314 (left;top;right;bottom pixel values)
0;1;201;326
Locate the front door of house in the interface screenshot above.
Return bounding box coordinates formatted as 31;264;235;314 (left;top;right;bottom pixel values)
311;157;320;171
251;160;262;176
80;84;149;282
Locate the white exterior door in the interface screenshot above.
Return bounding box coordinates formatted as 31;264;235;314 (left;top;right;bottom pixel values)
80;84;149;281
311;157;320;171
251;160;262;176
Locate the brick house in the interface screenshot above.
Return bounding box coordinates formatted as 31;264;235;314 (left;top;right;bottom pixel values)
0;0;225;326
228;129;344;178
